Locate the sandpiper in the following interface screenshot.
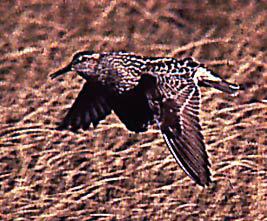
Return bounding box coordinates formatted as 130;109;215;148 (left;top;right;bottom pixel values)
51;51;239;186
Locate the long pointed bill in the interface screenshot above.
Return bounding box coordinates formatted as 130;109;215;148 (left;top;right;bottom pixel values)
50;63;72;79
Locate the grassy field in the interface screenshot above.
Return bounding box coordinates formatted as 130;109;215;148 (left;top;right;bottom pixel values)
0;1;266;220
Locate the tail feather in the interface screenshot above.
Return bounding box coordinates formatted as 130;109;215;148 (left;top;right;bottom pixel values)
194;66;239;95
202;79;239;95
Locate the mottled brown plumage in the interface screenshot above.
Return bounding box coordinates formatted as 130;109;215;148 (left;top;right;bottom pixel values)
51;51;239;186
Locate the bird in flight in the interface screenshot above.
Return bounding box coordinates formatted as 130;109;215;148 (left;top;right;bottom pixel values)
51;51;239;186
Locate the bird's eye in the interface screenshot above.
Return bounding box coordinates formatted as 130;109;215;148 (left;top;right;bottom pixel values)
78;56;83;61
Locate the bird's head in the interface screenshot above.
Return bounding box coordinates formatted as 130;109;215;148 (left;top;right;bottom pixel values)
50;51;100;80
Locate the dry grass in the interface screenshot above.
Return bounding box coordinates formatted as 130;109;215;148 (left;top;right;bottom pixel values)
0;1;266;220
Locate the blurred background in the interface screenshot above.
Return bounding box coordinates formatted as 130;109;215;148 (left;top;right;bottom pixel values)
0;1;266;220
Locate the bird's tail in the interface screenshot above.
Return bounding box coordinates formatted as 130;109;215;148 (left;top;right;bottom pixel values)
194;66;239;95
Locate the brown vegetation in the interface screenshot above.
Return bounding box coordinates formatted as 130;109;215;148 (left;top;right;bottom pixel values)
0;1;266;220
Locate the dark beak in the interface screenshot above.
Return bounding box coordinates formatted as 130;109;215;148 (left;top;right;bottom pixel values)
50;63;72;79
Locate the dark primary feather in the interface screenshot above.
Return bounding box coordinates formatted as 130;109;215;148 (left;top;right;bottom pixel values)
59;75;156;133
58;82;112;131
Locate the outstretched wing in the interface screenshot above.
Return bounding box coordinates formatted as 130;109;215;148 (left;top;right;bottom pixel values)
58;82;112;131
156;78;211;186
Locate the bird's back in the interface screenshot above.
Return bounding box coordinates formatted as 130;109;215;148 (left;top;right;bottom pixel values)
96;52;199;93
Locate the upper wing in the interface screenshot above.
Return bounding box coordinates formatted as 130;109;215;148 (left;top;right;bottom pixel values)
155;78;211;186
58;82;112;131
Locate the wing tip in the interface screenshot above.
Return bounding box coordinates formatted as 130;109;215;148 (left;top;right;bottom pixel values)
186;164;212;187
195;174;212;187
162;132;213;187
55;122;79;132
55;82;112;132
